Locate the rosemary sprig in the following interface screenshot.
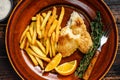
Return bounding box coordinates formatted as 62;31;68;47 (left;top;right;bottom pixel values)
75;12;103;78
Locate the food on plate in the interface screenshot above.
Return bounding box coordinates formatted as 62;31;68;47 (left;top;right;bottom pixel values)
45;53;62;72
57;11;93;57
55;60;77;76
35;57;44;69
75;12;103;79
57;31;79;57
19;6;95;78
19;6;64;70
55;6;65;42
27;53;39;66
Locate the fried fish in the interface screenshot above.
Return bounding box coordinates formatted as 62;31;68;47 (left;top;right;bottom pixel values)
57;11;93;57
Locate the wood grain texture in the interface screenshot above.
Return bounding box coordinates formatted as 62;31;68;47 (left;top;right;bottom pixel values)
0;0;119;80
104;0;120;79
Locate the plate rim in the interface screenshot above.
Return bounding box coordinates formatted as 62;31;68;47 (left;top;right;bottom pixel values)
5;0;119;79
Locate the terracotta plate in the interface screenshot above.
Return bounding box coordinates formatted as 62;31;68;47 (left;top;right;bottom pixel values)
5;0;118;80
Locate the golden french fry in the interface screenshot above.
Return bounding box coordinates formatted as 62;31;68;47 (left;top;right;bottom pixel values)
36;40;46;53
31;22;37;44
35;57;44;69
25;48;51;62
55;29;60;42
40;56;51;62
20;36;27;49
41;28;45;38
20;26;29;43
51;32;56;42
46;38;50;55
40;15;43;23
19;6;66;70
42;13;47;18
26;31;32;43
27;53;38;66
29;22;34;37
49;44;52;58
32;29;37;44
51;32;56;56
40;38;46;47
56;7;65;42
30;45;46;57
36;14;41;38
44;7;57;39
25;47;40;57
25;40;29;49
55;42;57;53
38;31;42;39
32;17;36;21
41;11;52;30
48;19;58;37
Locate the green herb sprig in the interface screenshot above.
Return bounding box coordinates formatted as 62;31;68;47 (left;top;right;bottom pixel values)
75;12;103;78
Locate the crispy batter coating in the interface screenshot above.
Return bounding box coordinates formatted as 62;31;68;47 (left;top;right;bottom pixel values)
57;11;93;57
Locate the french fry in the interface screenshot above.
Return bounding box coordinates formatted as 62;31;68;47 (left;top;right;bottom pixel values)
31;22;37;44
30;45;46;57
48;19;58;37
55;42;57;52
31;30;37;44
40;38;46;47
49;44;52;58
32;17;36;21
25;40;29;49
40;15;44;23
36;14;41;38
38;31;42;39
41;28;45;38
46;38;50;55
42;13;47;18
20;36;27;49
26;31;32;43
36;40;46;53
25;47;40;58
19;6;65;70
29;22;34;37
44;7;57;39
25;47;51;62
35;57;44;69
40;11;52;30
27;53;38;66
56;7;65;42
51;32;56;56
20;26;29;43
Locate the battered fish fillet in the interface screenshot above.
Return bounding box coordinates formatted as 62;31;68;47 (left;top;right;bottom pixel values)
57;27;79;57
57;11;93;57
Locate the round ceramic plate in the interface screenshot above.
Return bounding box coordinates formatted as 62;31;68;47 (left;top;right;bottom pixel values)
6;0;118;80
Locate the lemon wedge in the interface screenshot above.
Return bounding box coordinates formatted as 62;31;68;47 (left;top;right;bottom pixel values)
55;60;77;76
45;53;62;72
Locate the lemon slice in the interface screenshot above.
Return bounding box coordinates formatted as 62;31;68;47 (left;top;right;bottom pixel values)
55;60;77;76
45;53;62;72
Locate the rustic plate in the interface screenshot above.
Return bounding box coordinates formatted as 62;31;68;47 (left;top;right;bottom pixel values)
5;0;118;80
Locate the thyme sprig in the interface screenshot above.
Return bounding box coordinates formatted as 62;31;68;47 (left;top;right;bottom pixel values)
75;12;103;78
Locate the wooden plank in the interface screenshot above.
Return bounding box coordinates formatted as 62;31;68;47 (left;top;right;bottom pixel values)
104;0;120;5
0;24;6;57
104;67;120;79
104;0;120;24
104;77;120;80
0;58;20;80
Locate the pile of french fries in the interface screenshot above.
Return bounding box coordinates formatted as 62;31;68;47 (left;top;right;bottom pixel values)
19;6;65;69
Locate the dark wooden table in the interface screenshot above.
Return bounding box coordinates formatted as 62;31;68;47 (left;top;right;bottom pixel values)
0;0;120;80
